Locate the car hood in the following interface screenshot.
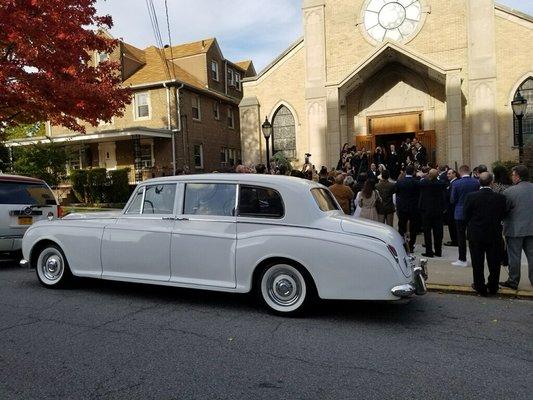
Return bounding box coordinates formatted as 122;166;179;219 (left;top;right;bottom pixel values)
62;211;123;220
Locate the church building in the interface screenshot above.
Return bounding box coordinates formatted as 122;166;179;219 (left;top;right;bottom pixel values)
239;0;533;169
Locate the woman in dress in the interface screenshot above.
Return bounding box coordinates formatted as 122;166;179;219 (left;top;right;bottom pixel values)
354;178;381;222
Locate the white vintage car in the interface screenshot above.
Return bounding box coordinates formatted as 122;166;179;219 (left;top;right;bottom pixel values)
21;174;427;315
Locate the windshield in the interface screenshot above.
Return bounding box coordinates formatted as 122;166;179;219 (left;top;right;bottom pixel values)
311;188;339;212
0;181;57;206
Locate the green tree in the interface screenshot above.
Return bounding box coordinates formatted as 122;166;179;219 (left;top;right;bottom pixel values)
3;123;45;140
12;143;68;186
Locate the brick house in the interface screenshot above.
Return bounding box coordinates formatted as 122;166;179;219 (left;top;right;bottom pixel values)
4;35;256;183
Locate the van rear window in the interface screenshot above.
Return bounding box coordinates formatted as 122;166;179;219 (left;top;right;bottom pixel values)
0;182;57;206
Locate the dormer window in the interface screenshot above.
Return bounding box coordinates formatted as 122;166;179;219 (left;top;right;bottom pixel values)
96;52;109;66
227;69;234;86
235;73;241;91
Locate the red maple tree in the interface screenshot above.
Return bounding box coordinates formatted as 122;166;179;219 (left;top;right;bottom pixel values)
0;0;132;135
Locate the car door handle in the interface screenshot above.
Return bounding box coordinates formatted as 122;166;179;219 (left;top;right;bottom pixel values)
176;217;189;221
162;217;176;221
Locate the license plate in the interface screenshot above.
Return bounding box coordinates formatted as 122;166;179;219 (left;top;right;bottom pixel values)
18;216;33;225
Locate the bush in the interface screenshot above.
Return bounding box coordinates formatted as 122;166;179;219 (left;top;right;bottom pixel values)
108;169;130;203
86;168;108;203
69;169;88;203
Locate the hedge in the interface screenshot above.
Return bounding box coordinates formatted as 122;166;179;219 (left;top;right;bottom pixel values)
69;168;131;205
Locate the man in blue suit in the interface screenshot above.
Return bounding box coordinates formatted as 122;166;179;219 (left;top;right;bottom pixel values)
451;165;480;267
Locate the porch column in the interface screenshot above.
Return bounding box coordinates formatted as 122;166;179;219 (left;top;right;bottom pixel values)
132;135;142;182
446;71;463;167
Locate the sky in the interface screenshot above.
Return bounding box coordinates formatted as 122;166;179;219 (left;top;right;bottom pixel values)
96;0;533;72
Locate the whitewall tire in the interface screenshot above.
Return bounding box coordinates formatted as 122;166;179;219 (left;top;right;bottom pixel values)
259;263;311;315
36;245;71;288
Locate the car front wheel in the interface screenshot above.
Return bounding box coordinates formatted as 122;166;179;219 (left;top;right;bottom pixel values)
259;263;311;316
35;245;71;288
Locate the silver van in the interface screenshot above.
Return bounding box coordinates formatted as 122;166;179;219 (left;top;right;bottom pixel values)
0;175;60;254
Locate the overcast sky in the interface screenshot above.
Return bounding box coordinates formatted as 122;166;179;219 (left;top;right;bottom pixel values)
96;0;532;72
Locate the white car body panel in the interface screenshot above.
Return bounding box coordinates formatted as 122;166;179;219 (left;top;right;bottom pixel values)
22;174;418;301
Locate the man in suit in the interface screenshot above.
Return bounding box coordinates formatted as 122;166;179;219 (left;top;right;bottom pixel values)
414;142;428;166
463;173;507;296
395;164;420;253
444;169;459;247
387;144;400;180
501;165;533;290
418;169;447;257
451;165;480;267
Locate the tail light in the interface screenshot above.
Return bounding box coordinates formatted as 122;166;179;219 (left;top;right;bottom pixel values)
57;205;63;218
387;245;399;263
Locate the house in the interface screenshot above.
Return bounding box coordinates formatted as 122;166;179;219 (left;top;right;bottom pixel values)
4;35;256;183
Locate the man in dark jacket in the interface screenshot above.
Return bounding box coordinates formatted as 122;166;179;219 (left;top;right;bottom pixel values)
418;169;447;257
451;165;480;267
395;165;420;253
463;172;507;296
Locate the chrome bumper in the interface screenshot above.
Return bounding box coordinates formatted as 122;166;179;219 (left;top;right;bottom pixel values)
391;259;428;298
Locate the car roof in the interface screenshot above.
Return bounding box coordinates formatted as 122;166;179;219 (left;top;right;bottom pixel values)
143;173;323;189
0;174;46;184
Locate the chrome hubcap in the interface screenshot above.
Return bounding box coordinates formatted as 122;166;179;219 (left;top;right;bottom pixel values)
41;253;63;281
268;271;301;307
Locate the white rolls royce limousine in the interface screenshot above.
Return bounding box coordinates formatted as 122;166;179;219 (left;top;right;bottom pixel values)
21;174;427;315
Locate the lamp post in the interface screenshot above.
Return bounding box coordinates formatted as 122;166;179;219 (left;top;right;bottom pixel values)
512;90;528;164
262;117;273;173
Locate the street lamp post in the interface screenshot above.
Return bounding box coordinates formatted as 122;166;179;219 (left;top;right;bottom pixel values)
262;117;273;173
512;90;528;164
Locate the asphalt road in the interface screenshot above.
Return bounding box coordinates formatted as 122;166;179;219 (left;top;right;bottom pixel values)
1;259;532;400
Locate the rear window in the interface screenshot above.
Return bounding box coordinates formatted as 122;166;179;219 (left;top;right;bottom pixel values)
0;182;57;206
311;188;339;212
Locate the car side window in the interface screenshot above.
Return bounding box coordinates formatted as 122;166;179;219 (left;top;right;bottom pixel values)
238;186;284;218
142;184;176;215
184;183;236;216
311;188;339;212
125;189;144;214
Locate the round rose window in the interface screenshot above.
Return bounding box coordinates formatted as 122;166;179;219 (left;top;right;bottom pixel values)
363;0;422;43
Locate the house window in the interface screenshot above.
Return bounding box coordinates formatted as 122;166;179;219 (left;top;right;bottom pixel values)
211;60;219;81
193;144;204;169
228;149;236;166
227;69;234;86
140;142;154;168
134;92;150;119
213;102;220;120
220;147;228;165
67;148;82;171
192;95;201;120
227;107;235;129
235;73;241;91
96;52;109;66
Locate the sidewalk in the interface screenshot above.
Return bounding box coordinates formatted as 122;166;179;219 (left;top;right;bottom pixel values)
411;235;532;298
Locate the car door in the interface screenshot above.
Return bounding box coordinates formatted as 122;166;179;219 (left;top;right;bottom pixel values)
101;183;177;281
170;182;237;288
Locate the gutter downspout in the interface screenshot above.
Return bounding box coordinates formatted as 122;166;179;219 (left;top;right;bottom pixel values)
175;83;185;175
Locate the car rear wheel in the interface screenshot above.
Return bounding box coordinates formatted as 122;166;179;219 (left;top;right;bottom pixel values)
36;245;71;288
259;263;311;316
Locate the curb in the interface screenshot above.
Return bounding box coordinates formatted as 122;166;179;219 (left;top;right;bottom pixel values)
427;284;533;300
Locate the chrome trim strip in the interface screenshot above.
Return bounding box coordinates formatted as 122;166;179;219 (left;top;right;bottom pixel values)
0;235;24;240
